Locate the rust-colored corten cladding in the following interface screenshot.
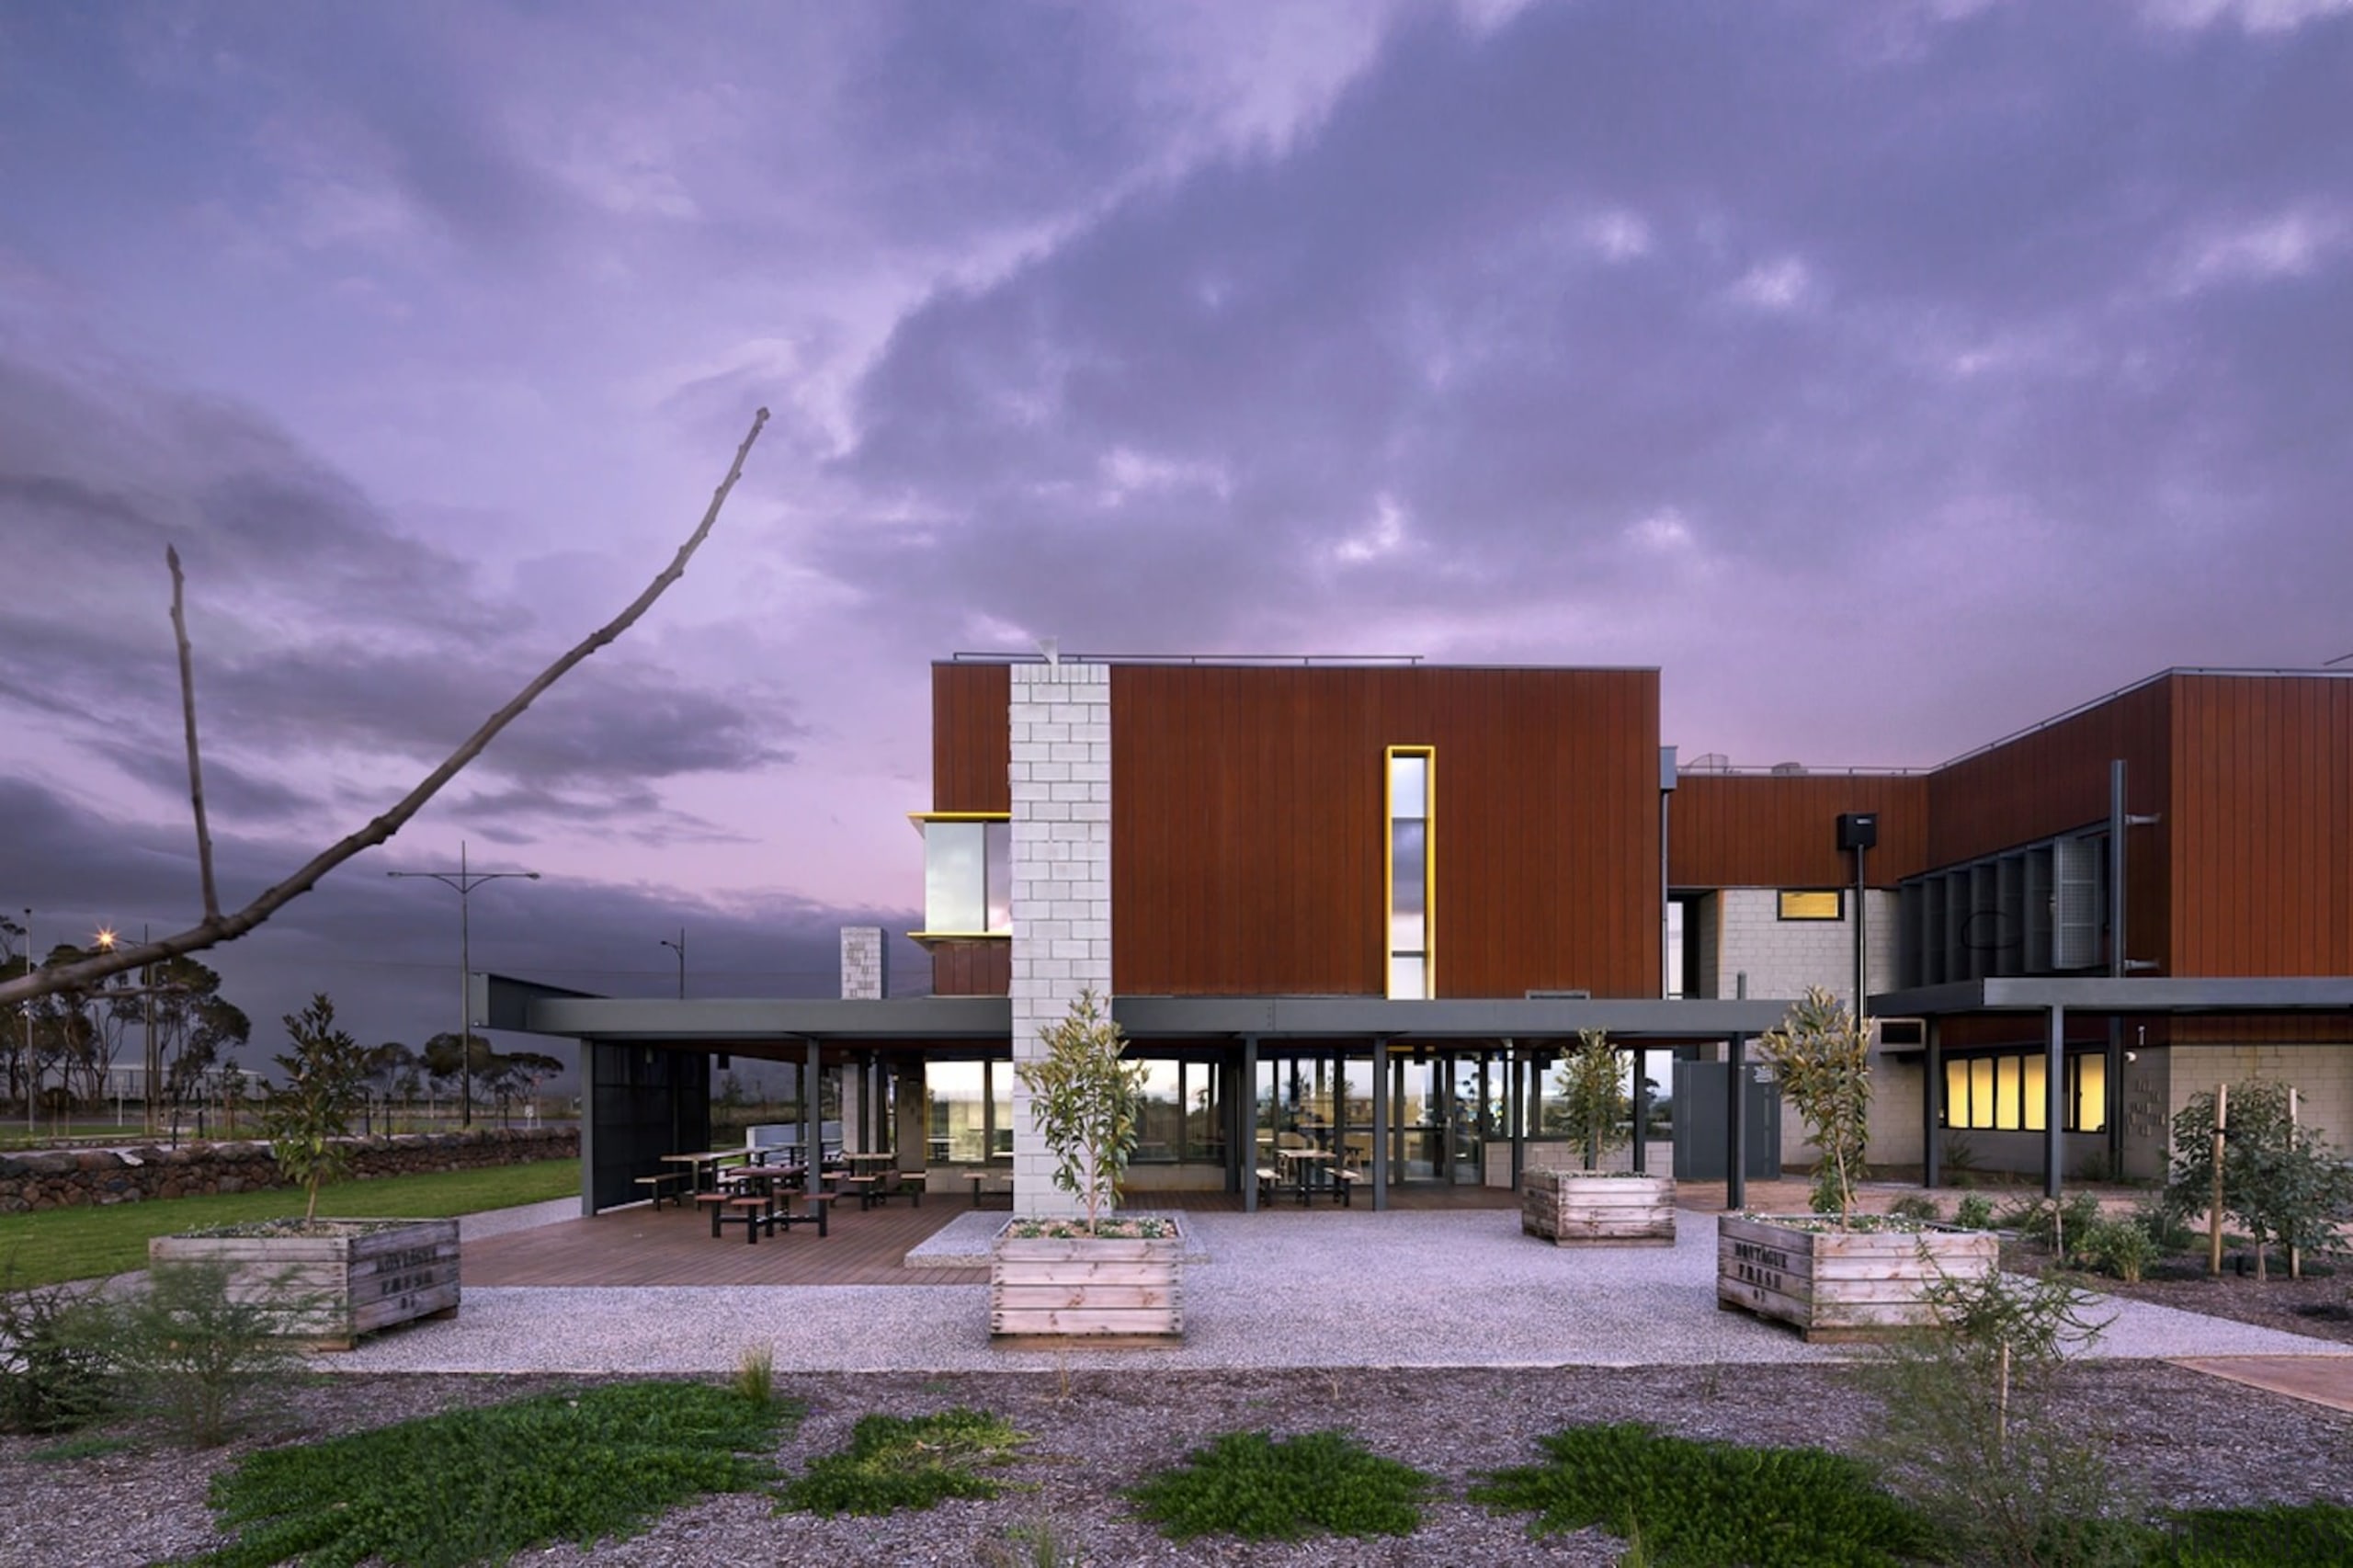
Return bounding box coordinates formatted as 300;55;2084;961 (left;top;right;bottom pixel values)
932;662;1011;812
1108;665;1662;999
1922;676;2175;975
1669;775;1929;888
928;662;1013;996
2169;674;2353;977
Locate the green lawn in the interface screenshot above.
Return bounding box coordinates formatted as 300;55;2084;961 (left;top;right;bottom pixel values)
0;1160;580;1287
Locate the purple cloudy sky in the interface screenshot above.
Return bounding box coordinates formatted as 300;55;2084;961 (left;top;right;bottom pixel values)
2;1;2349;1069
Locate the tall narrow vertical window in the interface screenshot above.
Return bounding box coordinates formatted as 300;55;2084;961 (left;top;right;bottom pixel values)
1386;746;1434;999
911;813;1013;937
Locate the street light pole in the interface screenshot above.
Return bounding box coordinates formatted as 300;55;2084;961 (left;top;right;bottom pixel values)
660;928;686;999
388;842;540;1129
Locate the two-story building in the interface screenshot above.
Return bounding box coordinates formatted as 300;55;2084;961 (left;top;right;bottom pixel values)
489;656;2353;1217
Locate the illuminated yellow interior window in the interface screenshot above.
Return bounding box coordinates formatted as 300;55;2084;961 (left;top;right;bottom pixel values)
2023;1057;2047;1132
2075;1055;2107;1133
1777;890;1844;921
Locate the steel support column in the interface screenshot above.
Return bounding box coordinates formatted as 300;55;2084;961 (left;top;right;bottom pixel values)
1241;1034;1259;1213
802;1038;820;1169
1924;1020;1943;1189
1631;1046;1649;1176
1370;1036;1390;1212
2045;1003;2067;1199
1725;1033;1747;1211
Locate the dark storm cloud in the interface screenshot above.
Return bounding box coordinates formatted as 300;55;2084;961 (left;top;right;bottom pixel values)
0;775;924;1087
0;339;801;830
824;2;2353;690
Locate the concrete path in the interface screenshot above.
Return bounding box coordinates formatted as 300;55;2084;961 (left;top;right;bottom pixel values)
2169;1356;2353;1415
325;1207;2352;1377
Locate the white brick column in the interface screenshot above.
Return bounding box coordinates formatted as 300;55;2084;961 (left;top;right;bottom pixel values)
1007;659;1113;1217
839;926;885;1000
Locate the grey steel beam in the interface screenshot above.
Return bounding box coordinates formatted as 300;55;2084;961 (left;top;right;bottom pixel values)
1370;1036;1390;1213
1873;976;2353;1016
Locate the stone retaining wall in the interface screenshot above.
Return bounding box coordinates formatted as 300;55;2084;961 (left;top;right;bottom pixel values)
0;1128;577;1212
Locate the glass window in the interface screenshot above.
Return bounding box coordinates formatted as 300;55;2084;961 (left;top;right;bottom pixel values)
926;1062;987;1165
1778;890;1844;921
988;1059;1013;1158
1135;1060;1184;1163
1995;1058;2022;1130
1387;747;1433;999
2023;1056;2047;1132
1970;1059;1995;1130
2074;1054;2107;1133
1946;1061;1971;1128
921;818;1011;935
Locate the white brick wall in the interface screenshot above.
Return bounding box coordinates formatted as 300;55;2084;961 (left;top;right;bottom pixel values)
838;926;885;1001
1007;660;1113;1217
1711;887;1897;1011
1708;888;1909;1167
2168;1042;2353;1153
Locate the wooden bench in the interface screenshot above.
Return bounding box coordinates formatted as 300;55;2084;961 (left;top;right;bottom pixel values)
723;1194;775;1244
968;1173;1015;1208
635;1172;688;1210
897;1171;926;1208
1255;1166;1282;1204
1335;1168;1368;1207
694;1190;733;1237
838;1174;881;1210
783;1190;834;1237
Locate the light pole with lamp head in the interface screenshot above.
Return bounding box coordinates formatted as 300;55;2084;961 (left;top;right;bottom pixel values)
388;843;540;1129
660;928;686;999
4;910;28;1133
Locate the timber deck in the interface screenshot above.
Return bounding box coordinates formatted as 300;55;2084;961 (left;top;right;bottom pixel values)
468;1182;1519;1288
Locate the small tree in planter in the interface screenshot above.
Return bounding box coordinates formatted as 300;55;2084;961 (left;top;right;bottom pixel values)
1524;1030;1676;1244
1756;987;1871;1222
264;994;371;1225
1013;988;1149;1233
2166;1080;2353;1281
150;993;460;1346
1719;987;1995;1340
994;990;1180;1339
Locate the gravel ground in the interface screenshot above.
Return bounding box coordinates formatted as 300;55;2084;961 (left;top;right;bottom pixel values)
328;1209;2353;1375
6;1361;2349;1568
10;1202;2352;1566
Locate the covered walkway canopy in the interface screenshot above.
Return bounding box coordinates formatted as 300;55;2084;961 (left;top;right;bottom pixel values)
483;974;1800;1214
1870;976;2353;1197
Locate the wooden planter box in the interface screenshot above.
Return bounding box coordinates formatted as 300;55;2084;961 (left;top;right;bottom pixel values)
1521;1171;1677;1245
149;1218;460;1350
990;1221;1183;1342
1716;1214;1998;1343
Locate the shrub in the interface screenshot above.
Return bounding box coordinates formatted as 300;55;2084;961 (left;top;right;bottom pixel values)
779;1408;1028;1515
2151;1502;2353;1565
106;1259;300;1447
2080;1219;2158;1284
192;1381;791;1566
2167;1081;2353;1281
0;1259;114;1435
2131;1197;2196;1254
1952;1194;1996;1232
1888;1195;1941;1223
733;1344;775;1410
1470;1423;1933;1567
1999;1192;2105;1261
1862;1265;2142;1568
1128;1428;1433;1542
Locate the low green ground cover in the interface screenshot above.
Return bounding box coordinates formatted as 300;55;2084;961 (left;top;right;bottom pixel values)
1125;1428;1435;1542
778;1408;1029;1516
2148;1503;2353;1566
1470;1423;1938;1568
184;1381;794;1567
0;1159;579;1286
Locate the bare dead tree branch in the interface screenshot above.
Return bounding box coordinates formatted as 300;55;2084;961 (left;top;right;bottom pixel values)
0;406;770;1006
168;544;222;922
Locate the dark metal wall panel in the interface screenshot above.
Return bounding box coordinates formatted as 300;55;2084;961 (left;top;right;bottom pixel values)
929;940;1011;998
932;662;1011;812
2170;675;2353;977
588;1042;710;1211
1668;774;1928;887
1926;676;2174;973
1109;665;1662;998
